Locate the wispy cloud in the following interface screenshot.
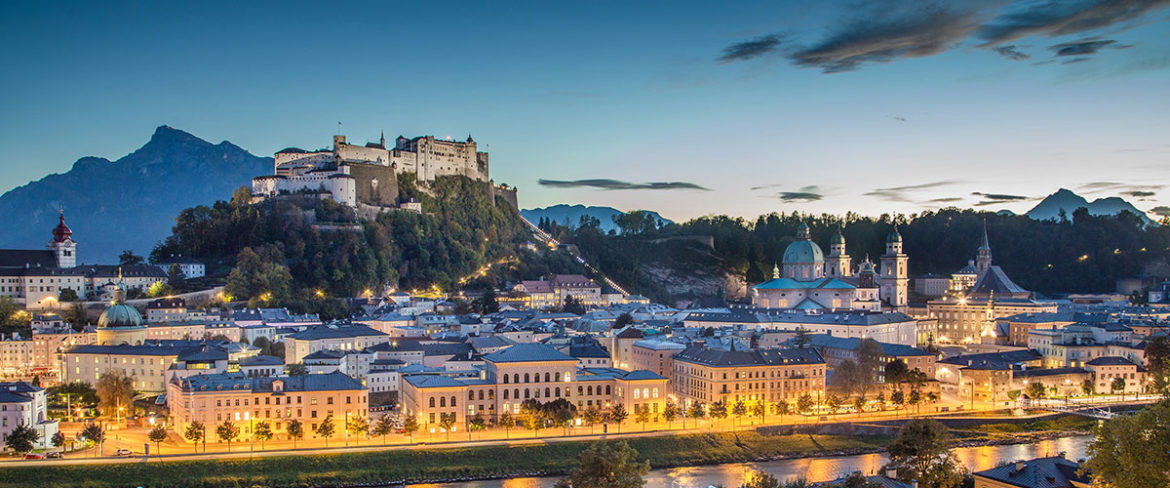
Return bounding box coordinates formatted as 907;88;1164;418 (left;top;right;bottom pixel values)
1122;190;1156;198
538;178;710;191
1150;206;1170;217
972;191;1030;206
1079;182;1164;194
865;179;965;202
994;44;1031;60
717;34;783;62
977;0;1170;45
776;185;824;202
750;183;784;191
1051;38;1117;56
926;197;964;203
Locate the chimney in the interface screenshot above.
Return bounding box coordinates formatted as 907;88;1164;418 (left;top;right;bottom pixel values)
1015;460;1026;472
886;468;897;479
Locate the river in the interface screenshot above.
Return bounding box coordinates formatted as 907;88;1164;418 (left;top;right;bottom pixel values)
409;436;1091;488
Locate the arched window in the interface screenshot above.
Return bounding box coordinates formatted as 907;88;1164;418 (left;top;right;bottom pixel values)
429;397;435;408
478;390;484;400
524;373;530;383
544;372;551;382
587;385;593;395
524;389;530;399
440;397;446;407
544;387;551;397
469;391;475;401
503;375;509;384
451;396;456;407
578;386;584;395
556;372;562;382
504;390;509;399
555;387;561;397
606;385;612;395
634;388;640;400
514;388;519;399
488;390;494;400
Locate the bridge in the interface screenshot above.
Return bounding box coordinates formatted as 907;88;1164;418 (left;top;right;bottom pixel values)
1035;399;1117;420
518;215;631;297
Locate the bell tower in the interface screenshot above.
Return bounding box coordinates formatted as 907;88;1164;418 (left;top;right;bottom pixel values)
48;210;76;268
879;226;909;308
976;219;992;278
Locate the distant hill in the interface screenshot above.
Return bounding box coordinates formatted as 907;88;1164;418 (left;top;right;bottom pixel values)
0;126;272;263
521;204;672;234
1026;188;1151;224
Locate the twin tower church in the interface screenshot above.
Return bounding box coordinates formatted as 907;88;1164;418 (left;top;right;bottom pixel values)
751;223;909;312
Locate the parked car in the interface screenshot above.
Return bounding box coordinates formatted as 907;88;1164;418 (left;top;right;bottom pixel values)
114;448;133;456
45;451;62;458
24;453;44;460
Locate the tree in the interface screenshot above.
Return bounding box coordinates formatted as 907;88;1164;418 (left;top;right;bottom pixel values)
827;394;842;413
402;414;419;442
856;338;884;385
853;395;867;417
477;289;500;314
347;415;368;445
118;250;144;266
183;421;203;452
832;360;865;399
1145;335;1170;394
583;406;602;433
663;402;680;428
148;424;168;455
167;263;187;287
51;431;65;449
146;280;174;298
687;402;706;423
253;421;273;449
553;441;649;488
908;389;921;413
1082;378;1094;398
635;407;652;431
1026;381;1046;401
287;419;304;448
796;393;814;414
885;359;909;389
545;398;577;435
792;327;810;348
372;414;394;445
891;389;905;407
613;312;634;329
1085;399;1170;488
469;412;486;434
81;423;104;455
772;399;790;421
1111;376;1127;397
610;403;629;433
750;402;765;423
95;370;134;420
437;413;456;441
316;414;336;446
709;400;728;422
3;423;39;453
58;287;80;302
521;399;546;437
216;420;240;451
497;412;513;439
883;420;963;488
286;363;308;376
732;400;747;426
742;469;781;488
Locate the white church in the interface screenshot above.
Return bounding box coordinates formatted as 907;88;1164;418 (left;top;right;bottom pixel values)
751;222;909;312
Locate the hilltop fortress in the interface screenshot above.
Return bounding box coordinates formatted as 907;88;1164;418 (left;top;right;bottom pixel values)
252;132;516;211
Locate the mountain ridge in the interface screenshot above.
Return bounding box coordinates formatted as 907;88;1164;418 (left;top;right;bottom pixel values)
1026;188;1151;224
521;204;672;234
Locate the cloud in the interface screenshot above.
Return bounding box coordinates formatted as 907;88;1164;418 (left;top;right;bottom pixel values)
926;197;964;203
1122;190;1156;198
776;185;824;202
887;115;908;122
994;44;1031;60
1051;38;1117;56
866;179;965;202
972;191;1029;201
1079;182;1165;194
977;0;1170;45
718;34;783;62
537;178;710;191
789;6;985;72
750;183;784;191
1150;206;1170;217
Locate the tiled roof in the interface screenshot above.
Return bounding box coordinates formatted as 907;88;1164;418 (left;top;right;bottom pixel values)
806;334;932;357
674;345;824;367
971;265;1030;296
180;372;363;393
974;456;1090;488
1084;356;1137;366
483;343;576;363
287;324;385;341
238;355;284;366
403;375;467;388
0;250;58;268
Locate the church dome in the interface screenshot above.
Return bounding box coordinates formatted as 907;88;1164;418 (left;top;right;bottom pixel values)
831;231;845;245
783;239;824;264
51;211;72;243
98;303;144;328
886;229;903;243
859;261;876;274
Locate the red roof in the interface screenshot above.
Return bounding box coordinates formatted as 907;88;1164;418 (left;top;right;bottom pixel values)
51;212;72;243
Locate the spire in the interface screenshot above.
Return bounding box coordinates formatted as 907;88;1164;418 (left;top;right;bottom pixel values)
772;262;780;280
979;219;990;250
380;130;385;147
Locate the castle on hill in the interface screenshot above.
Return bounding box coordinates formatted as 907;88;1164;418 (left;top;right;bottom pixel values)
252;132;516;210
750;223;909;312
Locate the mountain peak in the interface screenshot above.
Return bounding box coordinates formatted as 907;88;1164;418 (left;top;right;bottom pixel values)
149;125;207;146
1026;188;1149;224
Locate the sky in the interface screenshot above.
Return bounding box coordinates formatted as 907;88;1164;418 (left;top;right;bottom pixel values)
1;0;1169;223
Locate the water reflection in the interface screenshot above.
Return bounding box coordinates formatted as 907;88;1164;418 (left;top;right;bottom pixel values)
412;436;1092;488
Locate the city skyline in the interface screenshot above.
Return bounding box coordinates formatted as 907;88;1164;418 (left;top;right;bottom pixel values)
2;1;1168;222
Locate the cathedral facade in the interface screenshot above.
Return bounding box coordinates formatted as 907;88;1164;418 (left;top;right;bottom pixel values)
750;223;908;312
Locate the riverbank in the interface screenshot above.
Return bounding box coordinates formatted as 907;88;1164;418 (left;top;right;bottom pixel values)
0;416;1096;488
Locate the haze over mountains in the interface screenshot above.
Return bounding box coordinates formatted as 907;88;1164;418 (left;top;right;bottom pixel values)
1025;188;1153;224
520;204;672;234
0;126;270;263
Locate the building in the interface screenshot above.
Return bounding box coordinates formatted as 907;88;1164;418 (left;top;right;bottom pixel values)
399;343;668;431
95;281;147;346
915;274;950;297
805;334;936;381
998;312;1081;347
629;339;686;378
0;382;58;451
684;310;920;346
951;260;979;292
671;345;826;408
511;281;558;310
283;324;390;364
926;297;1058;345
972;455;1090;488
153;257;205;279
167;372;367;442
1083;356;1147;395
145;298;189;323
549;275;602;306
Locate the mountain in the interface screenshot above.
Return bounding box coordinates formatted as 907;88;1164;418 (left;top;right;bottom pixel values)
1025;188;1151;224
520;204;672;234
0;126;272;263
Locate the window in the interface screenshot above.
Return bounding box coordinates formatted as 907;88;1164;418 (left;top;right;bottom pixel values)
429;397;435;408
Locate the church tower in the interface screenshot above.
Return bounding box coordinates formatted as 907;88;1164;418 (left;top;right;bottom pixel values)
879;226;909;308
976;219;992;278
825;229;852;278
48;211;76;268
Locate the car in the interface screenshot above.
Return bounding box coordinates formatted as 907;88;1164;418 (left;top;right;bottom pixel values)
114;448;133;456
45;451;62;458
24;453;44;460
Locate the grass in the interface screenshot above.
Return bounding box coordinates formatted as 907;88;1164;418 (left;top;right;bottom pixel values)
0;432;891;488
950;415;1096;441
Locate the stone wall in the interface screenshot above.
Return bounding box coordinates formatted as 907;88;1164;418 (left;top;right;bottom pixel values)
347;163;400;207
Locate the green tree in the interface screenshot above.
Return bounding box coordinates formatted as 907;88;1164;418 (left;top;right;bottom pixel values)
583;406;602;433
1145;335;1170;394
469;412;487;433
1026;381;1046;401
287;419;304;448
316;414;336;447
1085;399;1170;488
562;295;586;315
663;402;680;428
709;400;728;422
883;420;963;488
347;415;368;445
118;250;144;266
58;287;80;302
477;289;500;314
635;407;652;431
521;399;546;437
908;389;921;413
81;423;104;453
609;403;629;433
772;399;790;421
148;424;168;455
856;338;884;385
1082;378;1094;398
796;394;814;414
497;412;514;439
402;414;419;442
742;469;781;488
885;359;909;389
853;395;867;417
827;394;842;413
216;420;239;451
732;400;747;426
166;263;187;287
286;363;308;376
3;423;40;453
1111;376;1127;397
891;389;905;407
253;421;273;449
183;421;203;452
553;441;650;488
95;370;134;419
51;431;65;449
613;312;634;329
372;414;394;445
687;402;706;423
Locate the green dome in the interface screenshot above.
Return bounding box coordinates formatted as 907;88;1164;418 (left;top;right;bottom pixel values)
886;229;903;243
98;303;143;328
831;232;845;245
859;261;876;274
783;239;824;265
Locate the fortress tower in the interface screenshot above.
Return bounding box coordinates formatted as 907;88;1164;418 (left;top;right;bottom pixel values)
48;211;76;268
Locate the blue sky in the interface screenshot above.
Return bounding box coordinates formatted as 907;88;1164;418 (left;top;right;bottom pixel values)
2;1;1168;222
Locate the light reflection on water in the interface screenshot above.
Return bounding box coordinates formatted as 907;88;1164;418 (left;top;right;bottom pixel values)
410;436;1091;488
